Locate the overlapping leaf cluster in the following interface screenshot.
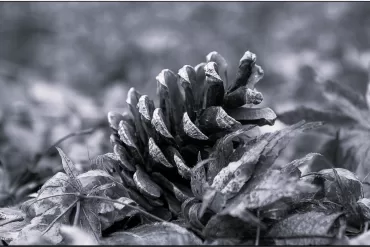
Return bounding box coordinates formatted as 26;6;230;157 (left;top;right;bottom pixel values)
3;51;370;245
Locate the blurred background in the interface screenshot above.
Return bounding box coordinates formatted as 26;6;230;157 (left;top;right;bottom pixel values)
1;2;370;203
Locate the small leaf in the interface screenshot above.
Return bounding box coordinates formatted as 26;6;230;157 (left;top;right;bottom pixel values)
59;225;98;245
148;138;173;168
102;222;202;245
198;106;241;133
281;153;322;177
203;62;225;108
278;106;355;126
228;51;256;93
268;211;343;245
182;112;208;140
224;87;263;109
133;166;162;199
226;107;277;126
56;147;82;190
357;198;370;221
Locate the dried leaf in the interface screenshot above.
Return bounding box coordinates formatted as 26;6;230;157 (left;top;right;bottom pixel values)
278;106;355;126
281;153;322;177
59;225;98;245
102;222;202;245
203;62;225;108
56;147;83;190
268;211;343;245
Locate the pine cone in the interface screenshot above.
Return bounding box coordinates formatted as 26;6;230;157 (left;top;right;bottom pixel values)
101;51;277;222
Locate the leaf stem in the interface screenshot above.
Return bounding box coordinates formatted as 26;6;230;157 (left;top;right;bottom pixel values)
73;201;81;226
82;195;165;223
41;199;79;236
255;210;260;246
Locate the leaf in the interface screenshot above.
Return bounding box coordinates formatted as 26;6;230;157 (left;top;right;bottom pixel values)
226;107;277;126
348;229;370;245
56;147;83;190
357;198;370;221
311;168;363;208
203;62;225;108
203;214;257;240
280;153;322;177
13;206;70;244
102;222;202;245
59;225;98;245
322;80;368;111
267;211;343;245
278;106;356;126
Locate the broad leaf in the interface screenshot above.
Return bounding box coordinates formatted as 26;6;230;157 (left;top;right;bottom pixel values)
268;211;344;245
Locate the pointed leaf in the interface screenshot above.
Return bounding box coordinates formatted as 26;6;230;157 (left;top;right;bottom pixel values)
278;106;355;126
56;147;82;189
268;211;343;245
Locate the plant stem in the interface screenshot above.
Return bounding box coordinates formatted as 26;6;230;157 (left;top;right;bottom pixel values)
73;200;81;226
41;199;79;236
82;195;165;223
255;210;260;246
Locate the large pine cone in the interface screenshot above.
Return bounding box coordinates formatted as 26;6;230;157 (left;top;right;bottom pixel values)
99;51;277;223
